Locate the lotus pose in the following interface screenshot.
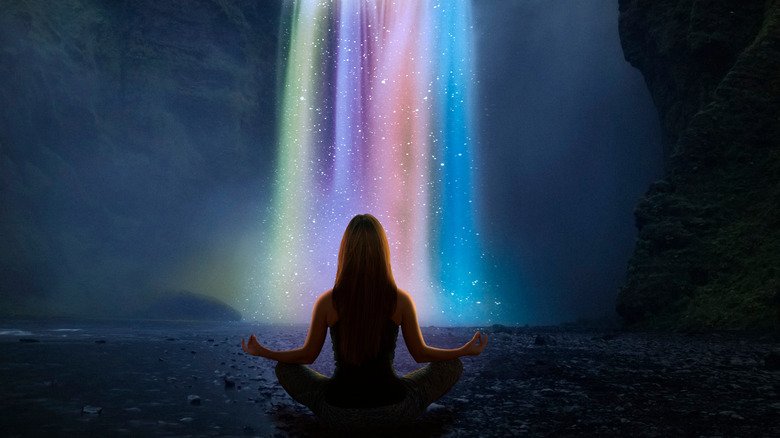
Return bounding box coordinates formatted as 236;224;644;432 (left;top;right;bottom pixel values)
241;214;487;429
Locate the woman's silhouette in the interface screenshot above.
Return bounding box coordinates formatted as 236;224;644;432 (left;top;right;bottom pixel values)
242;214;487;429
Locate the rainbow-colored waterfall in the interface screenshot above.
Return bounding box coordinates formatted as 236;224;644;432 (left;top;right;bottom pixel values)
256;0;493;325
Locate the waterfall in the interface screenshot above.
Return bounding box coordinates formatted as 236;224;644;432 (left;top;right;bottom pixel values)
259;0;490;325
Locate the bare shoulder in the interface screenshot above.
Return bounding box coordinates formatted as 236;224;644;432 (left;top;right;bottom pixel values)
396;289;412;306
316;289;335;310
318;289;333;302
398;289;414;307
395;289;422;330
396;289;417;315
317;289;337;325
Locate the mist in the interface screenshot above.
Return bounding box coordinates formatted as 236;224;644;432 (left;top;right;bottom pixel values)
0;0;662;325
473;0;662;324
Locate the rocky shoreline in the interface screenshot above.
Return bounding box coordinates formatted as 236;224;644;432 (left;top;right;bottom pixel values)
1;322;777;436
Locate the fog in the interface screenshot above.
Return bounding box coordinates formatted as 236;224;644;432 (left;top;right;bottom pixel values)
0;0;661;324
473;0;662;323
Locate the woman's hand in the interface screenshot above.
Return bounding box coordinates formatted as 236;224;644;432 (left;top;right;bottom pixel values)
461;331;488;356
241;334;270;358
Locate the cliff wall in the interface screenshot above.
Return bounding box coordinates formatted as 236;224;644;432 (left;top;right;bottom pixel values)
617;0;780;328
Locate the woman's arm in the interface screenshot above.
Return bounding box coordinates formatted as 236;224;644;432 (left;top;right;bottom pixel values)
399;290;488;363
241;291;331;364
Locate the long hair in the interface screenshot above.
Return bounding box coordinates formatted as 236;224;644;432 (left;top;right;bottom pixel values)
331;214;398;366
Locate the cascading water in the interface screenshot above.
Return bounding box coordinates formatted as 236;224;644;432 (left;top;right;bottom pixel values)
255;0;496;325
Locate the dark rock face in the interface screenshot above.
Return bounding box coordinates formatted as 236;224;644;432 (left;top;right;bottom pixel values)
617;0;780;328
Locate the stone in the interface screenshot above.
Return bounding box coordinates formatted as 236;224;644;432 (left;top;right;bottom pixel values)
187;395;201;406
427;403;446;412
82;405;102;415
718;410;744;420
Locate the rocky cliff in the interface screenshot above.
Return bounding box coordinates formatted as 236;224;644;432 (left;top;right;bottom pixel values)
616;0;780;328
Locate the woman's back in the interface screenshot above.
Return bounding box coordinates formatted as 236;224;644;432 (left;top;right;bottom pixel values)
241;214;487;426
325;318;406;407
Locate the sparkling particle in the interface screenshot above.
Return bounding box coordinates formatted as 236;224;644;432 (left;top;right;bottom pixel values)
259;0;490;326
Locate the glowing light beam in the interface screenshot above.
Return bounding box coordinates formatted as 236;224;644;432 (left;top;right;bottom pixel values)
257;0;493;325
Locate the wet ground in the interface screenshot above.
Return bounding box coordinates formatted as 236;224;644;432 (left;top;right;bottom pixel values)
0;319;778;437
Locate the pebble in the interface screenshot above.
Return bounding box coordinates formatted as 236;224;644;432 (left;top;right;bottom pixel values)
82;405;102;415
224;377;236;389
718;410;744;420
426;403;445;412
3;324;774;437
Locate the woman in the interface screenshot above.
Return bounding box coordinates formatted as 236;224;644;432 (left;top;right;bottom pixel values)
241;214;488;429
